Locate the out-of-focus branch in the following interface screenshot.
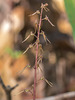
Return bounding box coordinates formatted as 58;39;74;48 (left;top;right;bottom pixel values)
0;76;18;100
38;91;75;100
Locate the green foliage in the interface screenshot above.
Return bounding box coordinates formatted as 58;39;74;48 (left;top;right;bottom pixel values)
64;0;75;39
5;48;22;59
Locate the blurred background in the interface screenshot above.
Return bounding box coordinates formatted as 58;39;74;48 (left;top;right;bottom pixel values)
0;0;75;100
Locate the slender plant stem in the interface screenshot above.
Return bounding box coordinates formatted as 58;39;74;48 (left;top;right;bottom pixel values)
33;4;43;100
0;77;18;100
